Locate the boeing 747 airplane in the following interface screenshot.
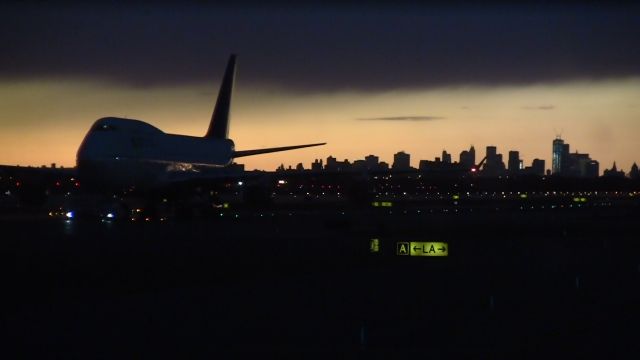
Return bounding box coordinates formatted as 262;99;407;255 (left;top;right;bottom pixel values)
75;54;324;189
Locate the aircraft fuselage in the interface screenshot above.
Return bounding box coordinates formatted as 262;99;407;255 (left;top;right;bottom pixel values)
77;117;234;189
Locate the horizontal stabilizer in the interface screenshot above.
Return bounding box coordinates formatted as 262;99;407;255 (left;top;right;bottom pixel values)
233;143;326;158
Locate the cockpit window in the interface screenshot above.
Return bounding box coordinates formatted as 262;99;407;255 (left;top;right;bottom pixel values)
93;123;116;132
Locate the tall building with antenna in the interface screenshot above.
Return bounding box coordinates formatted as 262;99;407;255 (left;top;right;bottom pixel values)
552;136;565;175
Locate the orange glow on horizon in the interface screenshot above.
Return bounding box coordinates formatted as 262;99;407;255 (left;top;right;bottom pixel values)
1;78;640;172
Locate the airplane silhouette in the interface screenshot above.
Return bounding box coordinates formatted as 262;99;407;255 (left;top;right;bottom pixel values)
76;54;325;189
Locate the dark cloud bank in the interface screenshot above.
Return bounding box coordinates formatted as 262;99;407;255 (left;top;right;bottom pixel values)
2;3;639;92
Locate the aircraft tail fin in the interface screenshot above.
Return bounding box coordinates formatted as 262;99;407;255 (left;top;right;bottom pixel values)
205;54;236;139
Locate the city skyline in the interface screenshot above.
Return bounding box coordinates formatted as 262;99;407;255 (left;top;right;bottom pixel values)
275;137;637;178
1;3;639;172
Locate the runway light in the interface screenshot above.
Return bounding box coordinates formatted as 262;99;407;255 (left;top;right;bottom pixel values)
237;181;243;186
106;213;114;219
65;211;74;219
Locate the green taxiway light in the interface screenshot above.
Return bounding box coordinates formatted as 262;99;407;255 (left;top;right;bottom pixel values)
372;201;393;207
452;195;460;200
520;194;528;199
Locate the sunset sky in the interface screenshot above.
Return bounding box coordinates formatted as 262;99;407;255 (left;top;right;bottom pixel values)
1;2;639;172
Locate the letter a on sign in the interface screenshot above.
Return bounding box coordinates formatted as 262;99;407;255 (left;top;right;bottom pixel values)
396;242;409;255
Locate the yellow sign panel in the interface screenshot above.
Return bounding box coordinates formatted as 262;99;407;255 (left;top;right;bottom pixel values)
410;242;448;256
396;242;448;256
370;239;380;253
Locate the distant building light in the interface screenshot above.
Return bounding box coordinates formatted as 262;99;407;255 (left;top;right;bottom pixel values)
278;180;286;185
237;181;244;186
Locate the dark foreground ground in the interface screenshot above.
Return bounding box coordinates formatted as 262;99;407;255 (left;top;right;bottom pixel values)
3;206;640;358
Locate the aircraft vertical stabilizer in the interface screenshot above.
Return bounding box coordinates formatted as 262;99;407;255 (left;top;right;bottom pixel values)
205;54;236;139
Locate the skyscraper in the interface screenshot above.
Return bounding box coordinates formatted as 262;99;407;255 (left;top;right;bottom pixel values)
552;137;564;175
469;145;476;166
459;145;476;169
392;151;411;170
482;146;505;176
630;163;639;179
532;159;545;176
365;155;379;170
508;151;520;174
585;160;599;178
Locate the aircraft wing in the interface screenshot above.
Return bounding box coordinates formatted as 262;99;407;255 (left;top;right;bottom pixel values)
0;164;76;180
233;143;326;158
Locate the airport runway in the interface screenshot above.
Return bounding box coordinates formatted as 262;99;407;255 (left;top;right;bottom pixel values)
3;208;640;357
